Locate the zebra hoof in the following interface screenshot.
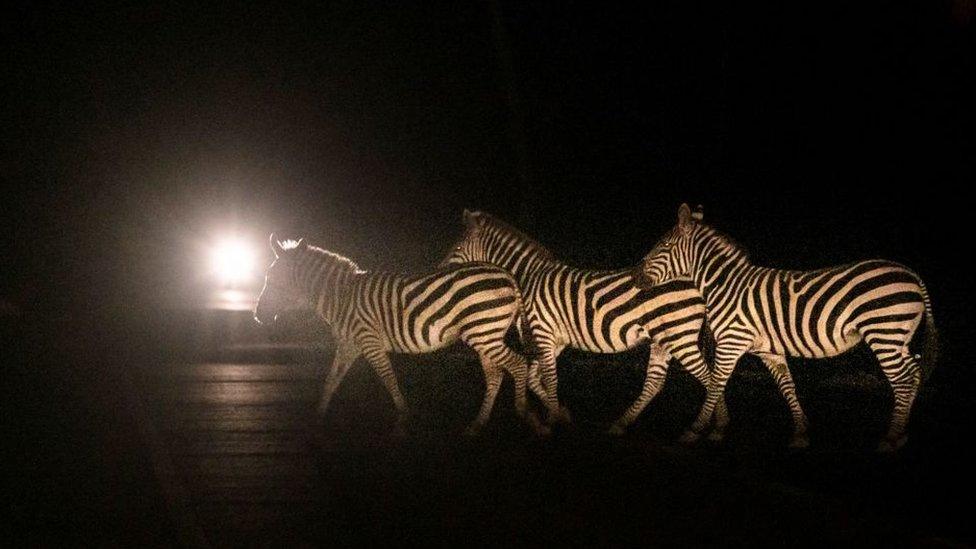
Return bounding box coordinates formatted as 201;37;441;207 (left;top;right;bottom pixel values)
533;423;552;437
308;411;328;431
547;406;572;425
524;411;551;437
607;423;626;436
392;415;411;438
679;430;701;445
557;406;573;423
877;435;907;453
706;430;725;442
788;435;810;449
463;424;482;438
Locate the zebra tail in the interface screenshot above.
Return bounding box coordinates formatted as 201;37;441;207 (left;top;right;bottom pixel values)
919;281;939;384
698;319;716;366
512;285;539;361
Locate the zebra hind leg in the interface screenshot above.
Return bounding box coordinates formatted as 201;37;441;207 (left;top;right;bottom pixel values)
360;346;411;435
682;343;748;444
495;346;550;436
318;343;360;415
609;343;669;435
535;341;572;425
464;356;505;437
869;342;922;452
707;394;730;442
526;360;550;402
755;353;809;448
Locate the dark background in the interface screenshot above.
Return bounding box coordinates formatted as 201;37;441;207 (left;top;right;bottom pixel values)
3;0;974;546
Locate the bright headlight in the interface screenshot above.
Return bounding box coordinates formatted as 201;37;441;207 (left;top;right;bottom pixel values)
211;239;255;284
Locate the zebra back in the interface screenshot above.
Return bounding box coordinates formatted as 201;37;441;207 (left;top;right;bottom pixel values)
445;211;709;354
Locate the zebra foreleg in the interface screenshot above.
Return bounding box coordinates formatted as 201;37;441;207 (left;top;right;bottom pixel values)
755;353;809;448
682;342;748;444
662;340;716;438
676;340;729;441
317;342;361;415
609;343;669;435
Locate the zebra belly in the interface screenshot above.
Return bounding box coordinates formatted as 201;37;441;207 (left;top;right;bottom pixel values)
571;340;642;354
806;326;863;359
567;325;646;353
753;324;863;359
391;325;460;354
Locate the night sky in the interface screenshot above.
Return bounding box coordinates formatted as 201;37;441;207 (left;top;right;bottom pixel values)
3;1;972;315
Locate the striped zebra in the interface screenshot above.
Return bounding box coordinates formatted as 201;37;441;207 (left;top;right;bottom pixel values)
638;204;938;451
254;234;547;436
442;210;712;434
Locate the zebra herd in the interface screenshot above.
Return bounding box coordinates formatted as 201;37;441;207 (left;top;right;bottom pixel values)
254;204;937;451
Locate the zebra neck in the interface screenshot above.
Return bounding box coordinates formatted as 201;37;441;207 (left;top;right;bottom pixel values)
492;247;560;284
693;251;753;310
304;263;356;326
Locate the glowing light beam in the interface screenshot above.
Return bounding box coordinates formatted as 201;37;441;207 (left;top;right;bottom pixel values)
211;238;256;285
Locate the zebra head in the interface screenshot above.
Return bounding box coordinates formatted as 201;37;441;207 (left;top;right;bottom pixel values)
638;203;702;289
440;209;487;267
254;233;309;325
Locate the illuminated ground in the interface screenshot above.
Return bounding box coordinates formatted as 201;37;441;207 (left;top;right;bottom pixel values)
7;309;972;546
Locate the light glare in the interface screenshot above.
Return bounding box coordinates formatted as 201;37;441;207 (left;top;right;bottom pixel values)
212;239;255;284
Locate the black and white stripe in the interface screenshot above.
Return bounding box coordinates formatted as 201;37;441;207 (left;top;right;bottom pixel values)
442;210;711;433
254;235;546;435
639;204;938;451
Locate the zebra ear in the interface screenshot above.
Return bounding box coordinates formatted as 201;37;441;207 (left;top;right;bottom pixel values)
677;203;693;233
270;233;284;257
691;205;704;221
463;209;479;228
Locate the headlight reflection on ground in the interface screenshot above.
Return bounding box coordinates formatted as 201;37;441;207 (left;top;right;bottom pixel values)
207;288;258;311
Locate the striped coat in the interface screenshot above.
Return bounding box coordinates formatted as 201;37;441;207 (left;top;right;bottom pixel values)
254;235;546;435
443;211;712;433
639;204;937;450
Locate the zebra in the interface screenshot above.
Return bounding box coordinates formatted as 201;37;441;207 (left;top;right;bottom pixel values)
441;210;713;434
254;234;547;436
638;204;938;451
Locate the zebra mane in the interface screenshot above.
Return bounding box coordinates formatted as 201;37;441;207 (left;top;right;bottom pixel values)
698;225;749;261
305;245;363;273
473;212;556;261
